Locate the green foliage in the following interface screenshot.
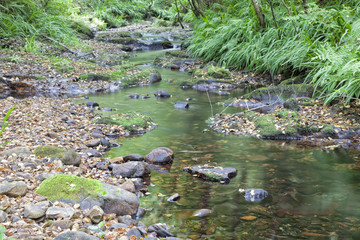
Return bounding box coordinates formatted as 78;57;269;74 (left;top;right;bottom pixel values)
275;110;299;119
188;0;360;104
0;106;16;146
95;112;154;132
320;124;336;137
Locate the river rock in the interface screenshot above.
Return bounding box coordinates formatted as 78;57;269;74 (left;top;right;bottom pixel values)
183;165;237;183
0;210;7;223
193;209;212;217
239;189;269;202
87;205;104;224
148;223;174;237
61;150;81;166
0;181;28;197
112;161;150;178
174;102;189;109
154;90;171;98
123;154;144;162
54;231;99;240
145;147;174;164
129;94;140;99
167;193;181;202
86;101;99;108
86;139;101;148
1;147;32;157
127;228;142;240
149;70;162;83
24;202;48;219
49;219;74;231
80;196;103;211
119;179;136;193
46;207;75;219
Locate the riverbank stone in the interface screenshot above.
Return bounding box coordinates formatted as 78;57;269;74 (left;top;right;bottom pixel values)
61;150;81;166
112;161;150;178
167;193;180;202
145;147;174;164
34;145;66;159
148;223;174;237
183;165;237;183
0;181;28;197
24;202;48;219
54;231;99;240
149;70;162;83
123;154;144;162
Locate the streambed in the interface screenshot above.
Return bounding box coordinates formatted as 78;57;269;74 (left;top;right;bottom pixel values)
84;49;360;239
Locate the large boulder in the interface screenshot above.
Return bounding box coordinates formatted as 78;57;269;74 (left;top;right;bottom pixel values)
112;161;150;178
145;147;174;164
36;174;139;216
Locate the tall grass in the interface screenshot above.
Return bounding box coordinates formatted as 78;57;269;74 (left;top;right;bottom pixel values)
187;0;360;104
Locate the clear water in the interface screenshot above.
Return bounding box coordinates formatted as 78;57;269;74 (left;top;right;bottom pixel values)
84;50;360;239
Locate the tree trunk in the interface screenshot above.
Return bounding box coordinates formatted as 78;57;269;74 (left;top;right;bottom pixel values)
251;0;265;28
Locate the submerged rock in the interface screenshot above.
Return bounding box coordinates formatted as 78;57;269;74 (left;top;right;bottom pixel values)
239;188;269;202
174;102;189;109
193;209;212;217
112;161;150;178
183;165;237;184
154;89;171;98
148;223;174;237
167;193;181;202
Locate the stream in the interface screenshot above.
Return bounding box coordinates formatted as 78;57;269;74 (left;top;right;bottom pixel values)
82;48;360;239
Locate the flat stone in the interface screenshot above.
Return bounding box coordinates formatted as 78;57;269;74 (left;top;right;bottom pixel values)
154;89;171;98
54;231;99;240
119;180;136;193
24;203;47;219
127;228;142;240
0;181;28;197
183;164;237;184
0;210;7;223
123;154;144;162
86;101;99;108
174;102;189;109
49;219;74;231
46;207;75;219
86;139;101;148
148;223;174;238
239;188;269;202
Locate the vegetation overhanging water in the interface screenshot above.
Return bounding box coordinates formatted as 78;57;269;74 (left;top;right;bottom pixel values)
85;50;360;239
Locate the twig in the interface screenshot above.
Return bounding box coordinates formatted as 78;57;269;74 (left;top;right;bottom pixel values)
206;90;214;117
41;35;77;55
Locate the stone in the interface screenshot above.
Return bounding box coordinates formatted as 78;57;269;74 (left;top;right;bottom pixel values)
87;205;104;224
86;101;99;108
123;154;144;162
154;90;171;98
86;139;101;148
54;231;99;240
174;102;189;109
49;219;74;231
46;207;75;219
0;181;28;197
127;228;142;240
61;150;81;166
167;193;180;202
0;210;7;223
1;147;31;157
129;94;140;99
148;223;174;237
119;180;136;193
112;161;150;178
136;208;146;219
193;209;212;217
239;189;268;202
145;147;174;165
149;70;162;83
80;196;103;211
183;165;237;183
24;203;48;219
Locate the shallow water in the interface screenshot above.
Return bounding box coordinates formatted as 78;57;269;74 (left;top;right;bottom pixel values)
85;50;360;239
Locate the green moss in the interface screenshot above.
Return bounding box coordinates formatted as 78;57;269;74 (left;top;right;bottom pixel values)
34;145;66;159
207;65;231;79
95;31;131;42
203;172;223;181
284;126;298;136
243;111;257;121
165;50;190;58
297;124;319;135
275;110;300;119
353;125;360;131
35;174;103;202
80;73;110;81
259;126;282;138
321;124;336;137
254;116;275;128
95;112;154;132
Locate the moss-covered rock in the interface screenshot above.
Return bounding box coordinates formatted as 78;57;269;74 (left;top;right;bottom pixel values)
95;31;131;42
245;84;314;101
35;174;104;202
206;65;231;79
80;73;110;81
321;124;336;137
275;110;300;119
33;146;66;159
